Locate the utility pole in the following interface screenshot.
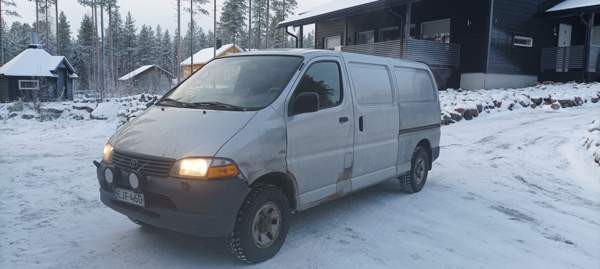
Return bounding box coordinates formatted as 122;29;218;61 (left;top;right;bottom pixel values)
248;0;251;50
190;0;194;74
265;0;269;48
176;0;181;83
45;0;49;48
100;2;105;95
55;0;59;54
213;0;216;58
35;0;40;35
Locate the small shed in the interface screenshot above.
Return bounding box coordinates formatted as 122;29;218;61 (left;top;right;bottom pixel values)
0;44;78;102
180;43;243;78
118;65;175;95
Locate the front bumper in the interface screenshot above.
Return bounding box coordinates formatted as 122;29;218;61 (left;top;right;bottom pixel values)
96;161;250;237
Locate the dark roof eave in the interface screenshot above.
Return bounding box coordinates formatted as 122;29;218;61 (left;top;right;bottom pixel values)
279;0;419;28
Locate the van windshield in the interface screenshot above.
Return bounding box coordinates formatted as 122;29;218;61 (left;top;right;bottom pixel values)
161;56;303;111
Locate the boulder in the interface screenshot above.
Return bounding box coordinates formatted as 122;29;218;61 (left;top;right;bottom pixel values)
476;104;483;113
591;97;599;103
574;97;584;106
21;114;35;120
72;105;94;113
450;112;463;122
531;98;543;106
551;103;561;110
441;114;454;125
543;97;554;105
493;100;502;108
463;109;479;120
558;99;575;108
508;103;515;111
7;101;24;112
8;113;18;118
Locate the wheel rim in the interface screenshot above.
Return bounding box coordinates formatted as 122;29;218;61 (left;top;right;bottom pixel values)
414;158;427;185
251;202;282;249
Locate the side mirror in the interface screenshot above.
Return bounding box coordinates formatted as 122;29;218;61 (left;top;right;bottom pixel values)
291;92;320;116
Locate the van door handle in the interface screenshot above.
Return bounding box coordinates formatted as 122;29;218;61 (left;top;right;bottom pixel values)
359;116;364;132
339;116;349;123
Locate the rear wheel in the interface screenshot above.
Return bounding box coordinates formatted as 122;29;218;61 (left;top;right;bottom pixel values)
401;146;430;193
228;185;290;264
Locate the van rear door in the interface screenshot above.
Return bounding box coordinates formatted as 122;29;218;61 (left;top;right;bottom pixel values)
346;60;400;190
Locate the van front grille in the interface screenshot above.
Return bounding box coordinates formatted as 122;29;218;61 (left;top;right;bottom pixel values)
112;151;175;177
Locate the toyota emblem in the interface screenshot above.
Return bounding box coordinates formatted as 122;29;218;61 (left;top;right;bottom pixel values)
130;159;139;169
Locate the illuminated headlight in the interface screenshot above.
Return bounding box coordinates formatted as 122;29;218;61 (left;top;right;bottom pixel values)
172;158;241;180
104;168;114;184
103;144;114;163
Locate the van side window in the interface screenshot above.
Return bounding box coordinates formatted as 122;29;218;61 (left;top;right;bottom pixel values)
349;63;393;105
294;61;342;109
395;68;436;102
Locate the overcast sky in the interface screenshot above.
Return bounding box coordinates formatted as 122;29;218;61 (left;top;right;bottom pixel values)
7;0;323;34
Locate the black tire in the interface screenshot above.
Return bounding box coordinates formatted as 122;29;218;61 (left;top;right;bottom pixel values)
228;185;290;264
401;146;430;193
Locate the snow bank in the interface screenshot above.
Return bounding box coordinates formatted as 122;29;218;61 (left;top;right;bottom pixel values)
0;94;158;126
583;120;600;166
441;82;600;125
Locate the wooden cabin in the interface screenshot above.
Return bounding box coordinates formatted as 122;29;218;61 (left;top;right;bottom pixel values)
118;65;175;95
0;44;78;102
180;44;243;78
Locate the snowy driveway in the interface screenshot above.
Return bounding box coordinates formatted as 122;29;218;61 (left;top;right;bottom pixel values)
1;107;599;268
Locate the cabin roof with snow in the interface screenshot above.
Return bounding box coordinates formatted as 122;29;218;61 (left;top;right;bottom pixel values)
118;65;174;81
180;43;243;66
0;46;78;78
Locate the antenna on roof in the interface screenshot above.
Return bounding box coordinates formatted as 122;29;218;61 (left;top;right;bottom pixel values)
28;32;43;49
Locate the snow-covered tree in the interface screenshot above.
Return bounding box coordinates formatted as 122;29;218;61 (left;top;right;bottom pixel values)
268;0;296;48
121;11;137;75
56;11;72;57
219;0;247;46
74;14;94;91
136;25;155;66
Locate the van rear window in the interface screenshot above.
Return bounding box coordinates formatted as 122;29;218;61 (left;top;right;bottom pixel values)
349;63;393;105
395;68;436;102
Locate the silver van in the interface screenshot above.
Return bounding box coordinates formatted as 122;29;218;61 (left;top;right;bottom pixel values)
95;49;441;263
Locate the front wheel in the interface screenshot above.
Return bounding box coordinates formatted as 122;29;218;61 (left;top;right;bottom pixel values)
228;185;290;264
401;146;430;193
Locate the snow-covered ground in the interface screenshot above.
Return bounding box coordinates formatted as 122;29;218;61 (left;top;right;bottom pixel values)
1;89;600;268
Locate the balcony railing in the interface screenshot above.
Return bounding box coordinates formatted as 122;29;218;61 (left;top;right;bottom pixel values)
541;45;600;72
340;39;461;68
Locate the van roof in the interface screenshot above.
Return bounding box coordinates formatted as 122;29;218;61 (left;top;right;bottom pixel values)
231;48;430;70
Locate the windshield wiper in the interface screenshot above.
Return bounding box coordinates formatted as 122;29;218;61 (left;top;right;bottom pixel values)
157;98;190;108
190;102;249;111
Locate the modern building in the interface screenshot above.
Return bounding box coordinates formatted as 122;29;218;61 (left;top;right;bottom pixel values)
279;0;600;90
118;65;175;95
0;44;78;102
180;43;243;78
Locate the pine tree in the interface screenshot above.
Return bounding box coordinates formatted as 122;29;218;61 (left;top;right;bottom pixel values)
121;12;137;75
268;0;296;48
136;25;155;66
109;5;123;81
154;25;163;66
56;11;72;57
251;0;267;49
74;14;94;91
5;22;32;60
162;30;174;74
219;0;247;46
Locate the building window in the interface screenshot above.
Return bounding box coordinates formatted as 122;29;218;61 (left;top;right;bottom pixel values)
421;18;451;43
18;80;40;90
379;26;401;42
356;30;375;45
324;36;341;50
513;35;534;48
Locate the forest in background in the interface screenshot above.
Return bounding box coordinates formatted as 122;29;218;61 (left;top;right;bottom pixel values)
0;0;315;97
